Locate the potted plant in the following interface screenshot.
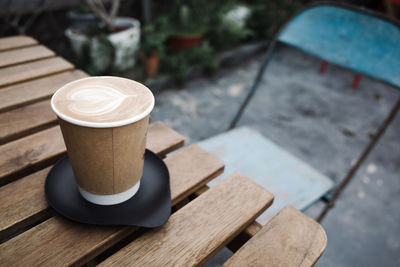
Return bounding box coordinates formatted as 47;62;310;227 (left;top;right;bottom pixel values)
65;0;141;73
206;3;253;51
160;41;218;79
165;0;212;51
139;25;167;78
165;1;238;52
67;5;99;32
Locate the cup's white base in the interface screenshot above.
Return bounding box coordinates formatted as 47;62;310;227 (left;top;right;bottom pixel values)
78;181;140;205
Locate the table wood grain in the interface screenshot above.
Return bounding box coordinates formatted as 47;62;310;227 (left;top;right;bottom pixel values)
0;145;226;266
0;45;54;68
0;35;327;267
101;172;274;267
224;206;327;267
0;121;186;240
0;36;37;51
0;70;87;113
0;57;73;87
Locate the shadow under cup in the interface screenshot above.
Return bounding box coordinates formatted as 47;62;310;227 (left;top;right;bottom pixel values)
57;115;150;205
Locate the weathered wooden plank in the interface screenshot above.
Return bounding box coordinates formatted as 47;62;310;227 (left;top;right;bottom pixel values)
0;70;87;113
146;122;185;156
0;45;55;68
166;144;224;204
0;145;225;267
0;36;37;51
245;221;262;237
223;206;327;267
100;173;274;267
0;121;184;186
0;126;64;186
147;121;185;158
1;217;123;266
0;100;56;144
0;73;170;144
0;167;51;240
0;144;222;241
0;57;74;87
195;185;263;240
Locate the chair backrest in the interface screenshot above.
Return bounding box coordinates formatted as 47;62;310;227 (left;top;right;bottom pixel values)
277;2;400;88
228;2;400;130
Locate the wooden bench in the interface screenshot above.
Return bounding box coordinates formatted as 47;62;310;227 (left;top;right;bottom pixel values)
0;35;327;266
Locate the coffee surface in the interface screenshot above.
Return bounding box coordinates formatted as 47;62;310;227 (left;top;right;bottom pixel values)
52;77;153;124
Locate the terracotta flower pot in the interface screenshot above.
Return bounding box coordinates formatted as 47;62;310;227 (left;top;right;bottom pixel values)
140;52;160;78
167;34;203;52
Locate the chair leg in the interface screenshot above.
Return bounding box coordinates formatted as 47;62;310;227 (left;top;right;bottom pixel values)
352;73;362;89
319;60;328;74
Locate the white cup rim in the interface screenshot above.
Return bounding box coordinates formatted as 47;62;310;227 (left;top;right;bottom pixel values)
51;76;155;128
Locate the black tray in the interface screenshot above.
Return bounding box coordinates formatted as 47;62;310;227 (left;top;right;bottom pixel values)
45;149;171;227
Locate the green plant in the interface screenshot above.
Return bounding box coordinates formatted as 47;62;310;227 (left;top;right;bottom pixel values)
160;41;218;77
172;4;204;36
190;41;218;72
246;0;307;40
140;24;167;56
206;4;254;51
164;0;229;36
170;1;205;35
76;5;92;14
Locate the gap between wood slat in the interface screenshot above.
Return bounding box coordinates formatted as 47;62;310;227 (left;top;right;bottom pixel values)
0;70;88;113
0;44;38;52
0;100;57;145
0;56;56;69
0;122;185;239
0;36;37;52
0;94;52;114
0;167;52;241
0;120;58;146
0;145;226;267
99;172;274;266
0;126;65;186
223;206;327;267
0;45;55;68
0;57;74;88
194;185;263;253
0;122;185;187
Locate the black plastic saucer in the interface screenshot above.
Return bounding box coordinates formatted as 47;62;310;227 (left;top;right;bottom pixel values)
45;149;171;227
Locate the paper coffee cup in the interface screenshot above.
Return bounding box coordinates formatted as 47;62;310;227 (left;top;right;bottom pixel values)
51;76;154;205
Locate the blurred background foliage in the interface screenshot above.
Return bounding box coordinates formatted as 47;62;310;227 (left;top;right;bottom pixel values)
0;0;387;79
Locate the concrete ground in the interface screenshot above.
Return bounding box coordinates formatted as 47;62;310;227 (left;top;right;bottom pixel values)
151;44;400;266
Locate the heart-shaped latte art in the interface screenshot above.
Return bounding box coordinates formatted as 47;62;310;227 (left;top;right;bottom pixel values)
68;86;137;118
52;77;154;124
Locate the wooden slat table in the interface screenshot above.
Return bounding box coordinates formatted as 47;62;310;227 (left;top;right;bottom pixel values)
0;35;327;266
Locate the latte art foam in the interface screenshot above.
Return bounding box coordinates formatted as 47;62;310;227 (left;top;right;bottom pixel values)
51;77;154;127
67;85;137;119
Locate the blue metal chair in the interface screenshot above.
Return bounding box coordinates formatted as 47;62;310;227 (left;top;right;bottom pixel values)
232;1;400;129
199;2;400;224
279;2;400;88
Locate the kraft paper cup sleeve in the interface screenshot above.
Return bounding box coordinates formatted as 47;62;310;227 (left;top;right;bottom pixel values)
58;116;149;195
